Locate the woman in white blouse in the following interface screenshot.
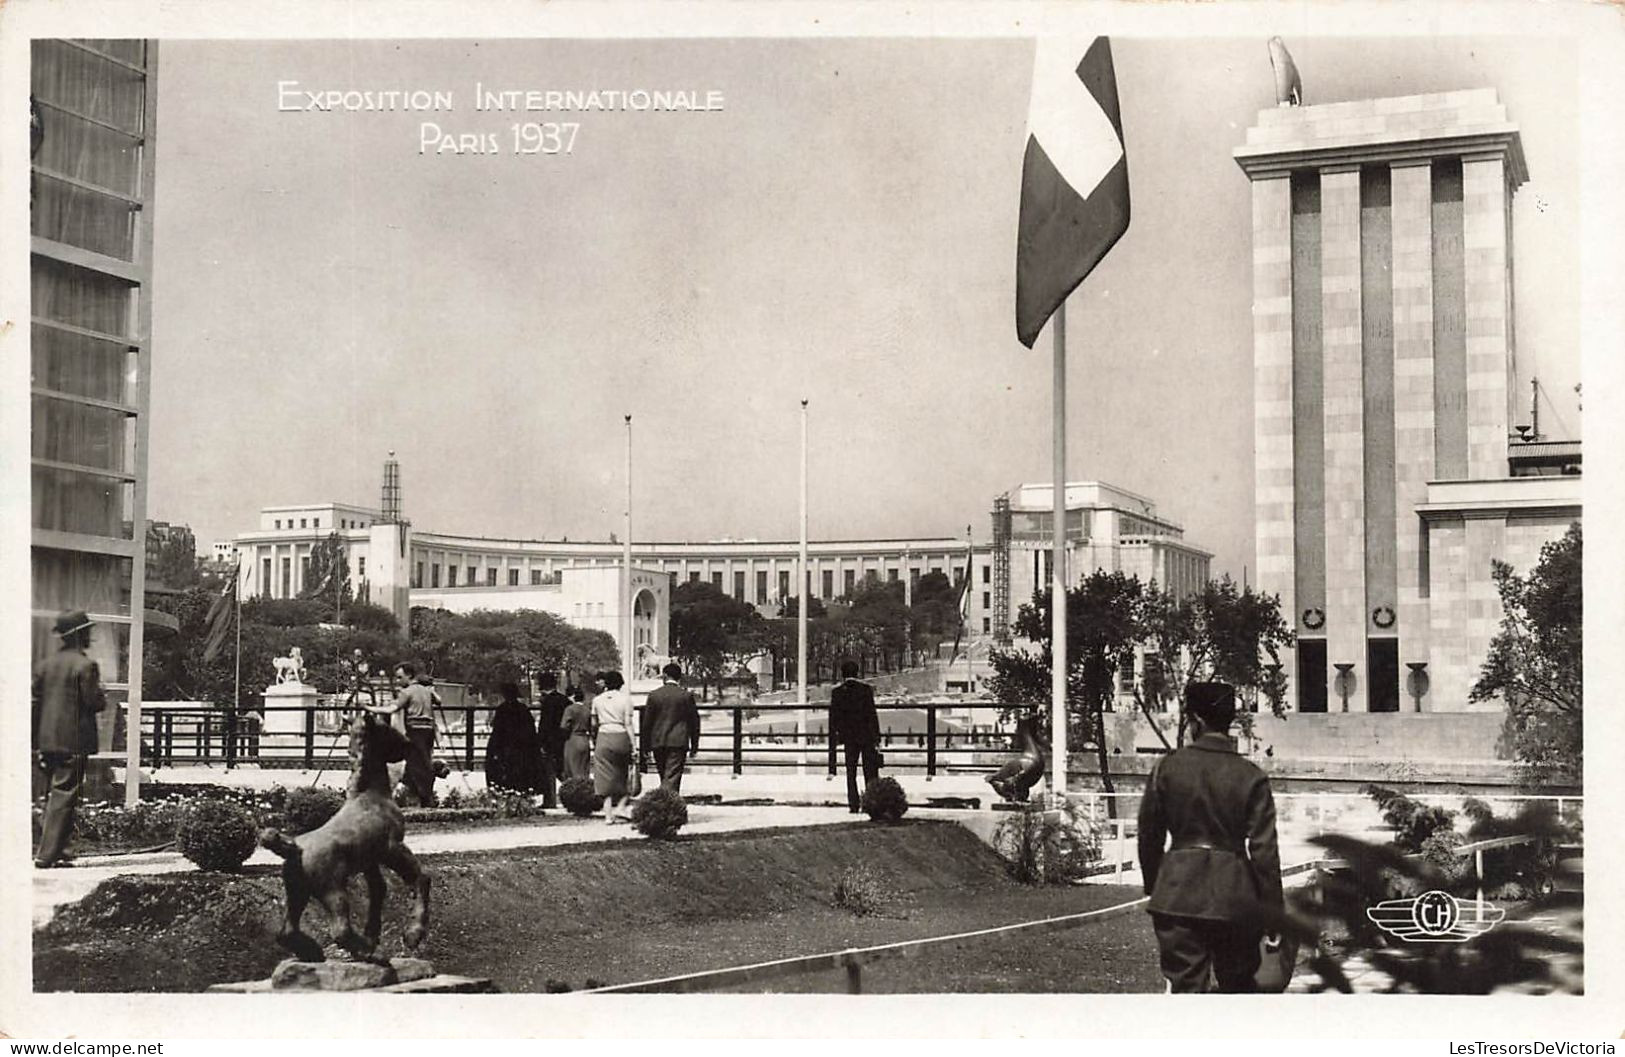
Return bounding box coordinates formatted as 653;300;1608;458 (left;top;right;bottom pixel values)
590;669;637;822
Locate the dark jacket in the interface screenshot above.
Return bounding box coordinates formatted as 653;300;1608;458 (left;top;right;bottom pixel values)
537;691;570;754
829;678;880;748
642;681;701;752
33;645;107;756
485;699;540;793
1136;732;1283;922
560;700;592;738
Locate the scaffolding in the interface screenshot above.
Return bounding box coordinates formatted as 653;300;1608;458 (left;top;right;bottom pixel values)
381;452;403;523
991;493;1012;646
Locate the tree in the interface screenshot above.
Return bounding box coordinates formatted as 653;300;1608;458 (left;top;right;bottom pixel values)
300;532;351;613
1471;522;1582;784
1137;577;1294;746
149;527;201;589
987;571;1149;798
910;571;959;657
408;607;618;695
668;581;764;698
846;579;910;673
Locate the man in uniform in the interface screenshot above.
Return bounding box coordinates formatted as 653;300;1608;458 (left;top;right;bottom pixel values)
535;672;571;807
33;610;107;868
829;660;882;813
1136;681;1283;992
640;663;702;793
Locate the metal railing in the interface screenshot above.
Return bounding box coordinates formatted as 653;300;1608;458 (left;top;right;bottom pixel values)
134;699;1020;777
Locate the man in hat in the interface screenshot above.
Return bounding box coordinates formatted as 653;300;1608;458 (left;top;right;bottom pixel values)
1136;681;1283;992
640;663;701;793
32;610;107;868
829;660;882;813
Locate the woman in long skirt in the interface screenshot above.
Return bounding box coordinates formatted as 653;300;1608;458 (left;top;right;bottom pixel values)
590;670;636;823
561;687;593;779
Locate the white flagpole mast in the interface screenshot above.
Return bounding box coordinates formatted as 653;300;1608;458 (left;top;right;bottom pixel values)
1051;303;1069;802
623;414;634;683
797;399;809;771
234;555;243;733
965;524;974;692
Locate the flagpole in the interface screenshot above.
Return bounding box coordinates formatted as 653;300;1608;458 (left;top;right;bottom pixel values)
1051;302;1069;803
797;399;809;772
955;523;968;692
234;555;243;741
623;414;634;684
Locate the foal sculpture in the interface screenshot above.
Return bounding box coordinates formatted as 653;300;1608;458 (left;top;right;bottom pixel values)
986;712;1049;803
260;712;431;961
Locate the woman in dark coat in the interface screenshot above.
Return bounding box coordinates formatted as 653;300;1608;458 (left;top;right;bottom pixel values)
485;681;541;794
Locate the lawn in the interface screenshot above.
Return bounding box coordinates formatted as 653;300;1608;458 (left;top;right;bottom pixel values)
34;819;1164;994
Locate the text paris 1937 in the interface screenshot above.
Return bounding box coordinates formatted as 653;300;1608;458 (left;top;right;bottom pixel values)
418;121;580;156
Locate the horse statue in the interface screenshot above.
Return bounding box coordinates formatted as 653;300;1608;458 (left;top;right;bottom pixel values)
636;645;675;680
259;712;431;961
985;712;1050;803
272;646;308;686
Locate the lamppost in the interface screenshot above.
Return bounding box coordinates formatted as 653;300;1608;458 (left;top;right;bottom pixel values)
1333;663;1356;713
1406;662;1430;713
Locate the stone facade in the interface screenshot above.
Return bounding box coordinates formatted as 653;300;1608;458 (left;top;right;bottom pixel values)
1236;90;1579;716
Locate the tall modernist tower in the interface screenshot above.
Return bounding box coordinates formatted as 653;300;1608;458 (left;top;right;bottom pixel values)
30;40;160;760
1235;89;1573;715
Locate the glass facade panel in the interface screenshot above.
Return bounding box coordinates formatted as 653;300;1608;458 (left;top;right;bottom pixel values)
32;174;137;260
32;466;133;536
31;322;133;404
31;394;131;472
32;41;148;132
31;256;133;335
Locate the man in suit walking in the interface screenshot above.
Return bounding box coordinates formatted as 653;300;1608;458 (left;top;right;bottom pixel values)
829;660;882;814
1136;681;1284;992
535;672;571;807
640;663;701;792
33;610;107;868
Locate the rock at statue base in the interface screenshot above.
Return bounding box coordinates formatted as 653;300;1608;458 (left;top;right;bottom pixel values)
271;958;398;991
389;957;436;984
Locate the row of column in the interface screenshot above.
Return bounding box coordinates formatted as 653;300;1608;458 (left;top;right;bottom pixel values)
1251;153;1514;712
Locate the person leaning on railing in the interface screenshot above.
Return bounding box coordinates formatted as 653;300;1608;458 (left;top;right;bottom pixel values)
363;662;441;807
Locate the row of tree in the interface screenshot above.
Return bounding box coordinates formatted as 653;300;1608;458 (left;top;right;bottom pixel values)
667;573;969;697
987;572;1295;795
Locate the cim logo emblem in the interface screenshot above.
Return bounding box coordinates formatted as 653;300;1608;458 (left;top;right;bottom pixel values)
1366;890;1506;943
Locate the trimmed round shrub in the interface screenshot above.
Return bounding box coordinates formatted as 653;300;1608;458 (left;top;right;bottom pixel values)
283;787;344;835
629;788;688;840
559;777;600;817
176;799;258;872
861;777;909;822
832;863;902;916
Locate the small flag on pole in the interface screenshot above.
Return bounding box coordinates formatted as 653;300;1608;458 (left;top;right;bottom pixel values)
202;573;237;663
948;561;974;663
1015;37;1131;348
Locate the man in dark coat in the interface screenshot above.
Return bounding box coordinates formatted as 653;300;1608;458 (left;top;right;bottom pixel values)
829;660;881;813
33;610;107;868
1137;681;1284;992
535;672;571;807
640;663;701;792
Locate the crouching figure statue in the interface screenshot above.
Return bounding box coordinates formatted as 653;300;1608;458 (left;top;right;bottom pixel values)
260;712;431;961
986;712;1049;803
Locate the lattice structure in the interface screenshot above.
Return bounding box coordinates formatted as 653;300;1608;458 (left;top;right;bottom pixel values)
991;493;1013;645
381;452;402;523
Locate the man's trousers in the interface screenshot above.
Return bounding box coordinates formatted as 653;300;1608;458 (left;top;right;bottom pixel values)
35;752;85;866
1151;912;1262;993
652;747;688;792
842;743;881;812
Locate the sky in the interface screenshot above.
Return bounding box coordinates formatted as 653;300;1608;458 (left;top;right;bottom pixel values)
145;34;1582;578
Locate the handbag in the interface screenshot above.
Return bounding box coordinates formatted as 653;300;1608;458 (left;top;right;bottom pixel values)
1253;931;1299;993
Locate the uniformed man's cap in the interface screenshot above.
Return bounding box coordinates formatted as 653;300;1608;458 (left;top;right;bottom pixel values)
53;609;94;637
1185;681;1236;727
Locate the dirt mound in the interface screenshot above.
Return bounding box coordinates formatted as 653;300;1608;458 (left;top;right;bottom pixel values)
35;820;1143;993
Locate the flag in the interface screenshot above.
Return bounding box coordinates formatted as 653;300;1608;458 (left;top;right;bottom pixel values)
1015;36;1131;348
948;558;974;663
202;568;238;663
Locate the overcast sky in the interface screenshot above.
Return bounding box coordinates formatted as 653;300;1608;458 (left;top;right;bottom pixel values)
146;34;1581;577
